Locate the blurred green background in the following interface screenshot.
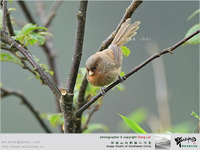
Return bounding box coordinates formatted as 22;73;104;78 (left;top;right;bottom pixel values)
1;1;199;133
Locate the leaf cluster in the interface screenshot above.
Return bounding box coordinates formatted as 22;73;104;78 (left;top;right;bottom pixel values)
12;23;52;47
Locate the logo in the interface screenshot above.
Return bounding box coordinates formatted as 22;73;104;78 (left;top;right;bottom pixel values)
174;136;197;148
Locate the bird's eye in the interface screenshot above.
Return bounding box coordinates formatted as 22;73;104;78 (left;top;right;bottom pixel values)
90;66;96;72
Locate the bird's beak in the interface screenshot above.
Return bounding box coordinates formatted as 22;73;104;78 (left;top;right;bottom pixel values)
88;70;94;76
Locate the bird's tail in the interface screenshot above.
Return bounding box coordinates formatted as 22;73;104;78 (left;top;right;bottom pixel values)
111;18;140;47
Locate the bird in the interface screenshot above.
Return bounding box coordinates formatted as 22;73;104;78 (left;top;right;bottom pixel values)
85;18;140;87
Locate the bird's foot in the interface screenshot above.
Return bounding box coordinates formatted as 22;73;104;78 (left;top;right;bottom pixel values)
100;87;106;96
118;75;126;83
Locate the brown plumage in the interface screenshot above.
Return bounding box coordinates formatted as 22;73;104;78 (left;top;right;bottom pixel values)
85;18;140;86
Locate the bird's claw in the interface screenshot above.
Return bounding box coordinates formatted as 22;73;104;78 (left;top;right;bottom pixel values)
118;75;126;83
100;87;106;96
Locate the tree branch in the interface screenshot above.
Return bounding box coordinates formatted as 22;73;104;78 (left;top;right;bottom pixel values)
75;29;200;117
61;0;88;133
98;0;143;52
1;44;18;51
35;1;46;25
1;0;7;31
0;30;61;101
6;9;15;36
17;0;37;24
1;87;52;133
44;1;63;28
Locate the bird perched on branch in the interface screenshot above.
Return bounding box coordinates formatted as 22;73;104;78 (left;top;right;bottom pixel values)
85;18;140;87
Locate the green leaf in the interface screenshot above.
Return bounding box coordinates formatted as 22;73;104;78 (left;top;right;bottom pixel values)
118;107;147;132
11;23;50;46
86;84;100;96
27;38;37;46
48;71;54;76
0;53;23;66
120;71;125;77
21;23;47;36
33;55;40;63
81;115;87;125
119;113;146;133
185;24;200;45
83;123;109;133
187;9;200;21
41;113;63;128
121;46;131;57
191;111;200;119
30;33;45;45
8;8;16;12
35;34;45;45
38;32;53;36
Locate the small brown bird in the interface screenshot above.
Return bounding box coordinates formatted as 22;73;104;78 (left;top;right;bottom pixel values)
85;18;140;87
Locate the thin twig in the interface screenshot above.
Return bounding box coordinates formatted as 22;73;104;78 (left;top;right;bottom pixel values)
75;29;200;117
66;2;87;94
44;1;63;28
97;0;143;52
6;9;15;36
1;87;52;133
1;44;18;51
0;30;61;101
2;0;7;31
17;0;37;24
61;0;88;133
35;1;46;24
